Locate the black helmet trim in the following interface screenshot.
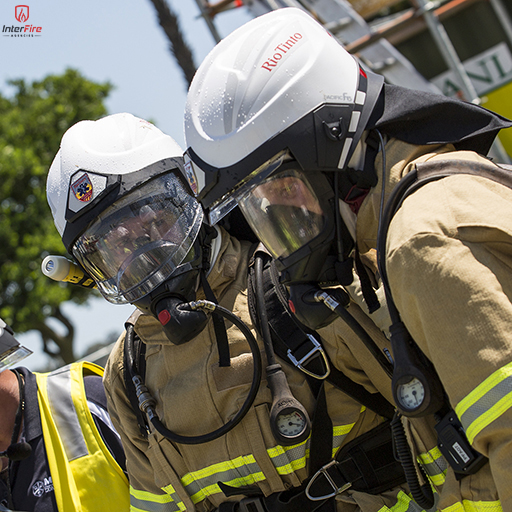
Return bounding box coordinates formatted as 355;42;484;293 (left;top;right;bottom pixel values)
62;157;186;252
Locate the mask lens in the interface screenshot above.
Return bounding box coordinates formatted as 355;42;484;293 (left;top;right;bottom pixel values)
72;173;203;304
239;169;326;259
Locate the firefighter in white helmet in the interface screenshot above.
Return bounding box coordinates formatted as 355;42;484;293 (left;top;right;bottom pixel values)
45;112;421;512
0;318;128;511
183;7;512;511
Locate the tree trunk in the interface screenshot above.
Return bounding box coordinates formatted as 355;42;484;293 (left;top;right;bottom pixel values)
36;305;76;365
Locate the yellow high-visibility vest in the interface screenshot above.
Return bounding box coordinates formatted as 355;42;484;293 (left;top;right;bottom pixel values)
36;361;129;511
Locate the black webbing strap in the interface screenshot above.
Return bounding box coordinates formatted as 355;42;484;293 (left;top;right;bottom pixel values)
247;251;394;419
123;322;150;438
354;246;380;314
217;421;404;511
248;250;330;380
306;420;406;499
200;270;231;367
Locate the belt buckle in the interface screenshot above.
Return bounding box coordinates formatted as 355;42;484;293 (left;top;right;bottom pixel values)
305;460;352;501
287;335;331;380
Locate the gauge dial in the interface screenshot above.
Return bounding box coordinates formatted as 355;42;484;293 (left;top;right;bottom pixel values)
397;377;425;410
275;410;308;438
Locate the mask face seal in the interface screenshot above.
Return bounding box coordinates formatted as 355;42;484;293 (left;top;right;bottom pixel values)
72;173;203;304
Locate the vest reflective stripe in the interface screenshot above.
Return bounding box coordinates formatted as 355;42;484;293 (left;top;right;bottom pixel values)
417;446;448;486
441;499;503;512
455;361;512;444
45;366;89;460
181;421;357;504
130;486;182;512
36;362;129;511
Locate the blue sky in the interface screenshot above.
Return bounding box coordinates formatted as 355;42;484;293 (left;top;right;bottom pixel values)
1;0;253;369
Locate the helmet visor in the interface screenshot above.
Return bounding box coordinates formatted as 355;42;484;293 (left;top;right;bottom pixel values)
239;168;327;259
72;173;203;304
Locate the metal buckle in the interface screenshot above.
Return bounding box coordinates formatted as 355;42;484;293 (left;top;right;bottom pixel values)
239;496;266;512
287;335;331;380
305;460;352;501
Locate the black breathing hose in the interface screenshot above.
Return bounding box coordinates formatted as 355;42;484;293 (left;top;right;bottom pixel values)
130;302;263;445
390;412;435;509
313;290;394;378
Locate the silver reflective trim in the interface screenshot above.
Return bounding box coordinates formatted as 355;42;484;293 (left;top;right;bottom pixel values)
419;452;448;480
355;90;366;105
130;495;180;512
348;111;360;133
338;137;352;169
46;365;88;461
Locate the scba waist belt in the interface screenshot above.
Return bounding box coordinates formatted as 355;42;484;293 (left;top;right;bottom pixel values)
219;421;406;512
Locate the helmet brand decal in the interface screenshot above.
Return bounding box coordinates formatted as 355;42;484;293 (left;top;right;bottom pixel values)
324;93;353;102
184;161;198;195
261;33;303;72
71;173;93;202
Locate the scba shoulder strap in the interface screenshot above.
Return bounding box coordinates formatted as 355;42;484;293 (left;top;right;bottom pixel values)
246;247;395;419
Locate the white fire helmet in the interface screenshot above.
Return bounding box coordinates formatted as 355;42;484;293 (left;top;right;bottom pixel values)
46;113;204;304
184;7;383;227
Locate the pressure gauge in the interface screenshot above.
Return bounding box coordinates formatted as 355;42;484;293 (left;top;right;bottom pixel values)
267;367;311;446
390;321;446;417
396;377;425;411
276;410;308;439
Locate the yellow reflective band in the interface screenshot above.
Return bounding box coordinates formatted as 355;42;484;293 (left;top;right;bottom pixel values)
442;499;502;512
180;419;358;505
182;455;265;504
455;361;512;443
160;484;186;511
268;440;309;475
130;485;181;512
182;454;259;485
417;446;447;486
376;490;432;512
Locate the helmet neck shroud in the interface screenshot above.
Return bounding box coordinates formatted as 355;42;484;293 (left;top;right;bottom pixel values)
62;158;186;252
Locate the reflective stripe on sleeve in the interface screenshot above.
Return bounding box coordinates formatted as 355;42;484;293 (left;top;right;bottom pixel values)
130;486;184;512
377;490;438;512
417;445;448;486
455;361;512;444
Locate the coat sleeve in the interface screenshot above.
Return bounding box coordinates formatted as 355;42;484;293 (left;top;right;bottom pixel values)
386;174;512;508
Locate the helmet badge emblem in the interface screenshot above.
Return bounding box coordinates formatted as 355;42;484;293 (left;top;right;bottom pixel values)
71;173;93;202
184;161;198;195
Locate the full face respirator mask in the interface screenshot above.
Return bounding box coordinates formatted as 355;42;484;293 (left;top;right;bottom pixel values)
225;157;353;330
69;169;215;345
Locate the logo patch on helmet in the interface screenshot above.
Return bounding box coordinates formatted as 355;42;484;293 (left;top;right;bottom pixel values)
184;161;198;195
71;173;93;202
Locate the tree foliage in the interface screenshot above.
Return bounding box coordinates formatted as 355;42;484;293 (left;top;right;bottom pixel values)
0;69;112;364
